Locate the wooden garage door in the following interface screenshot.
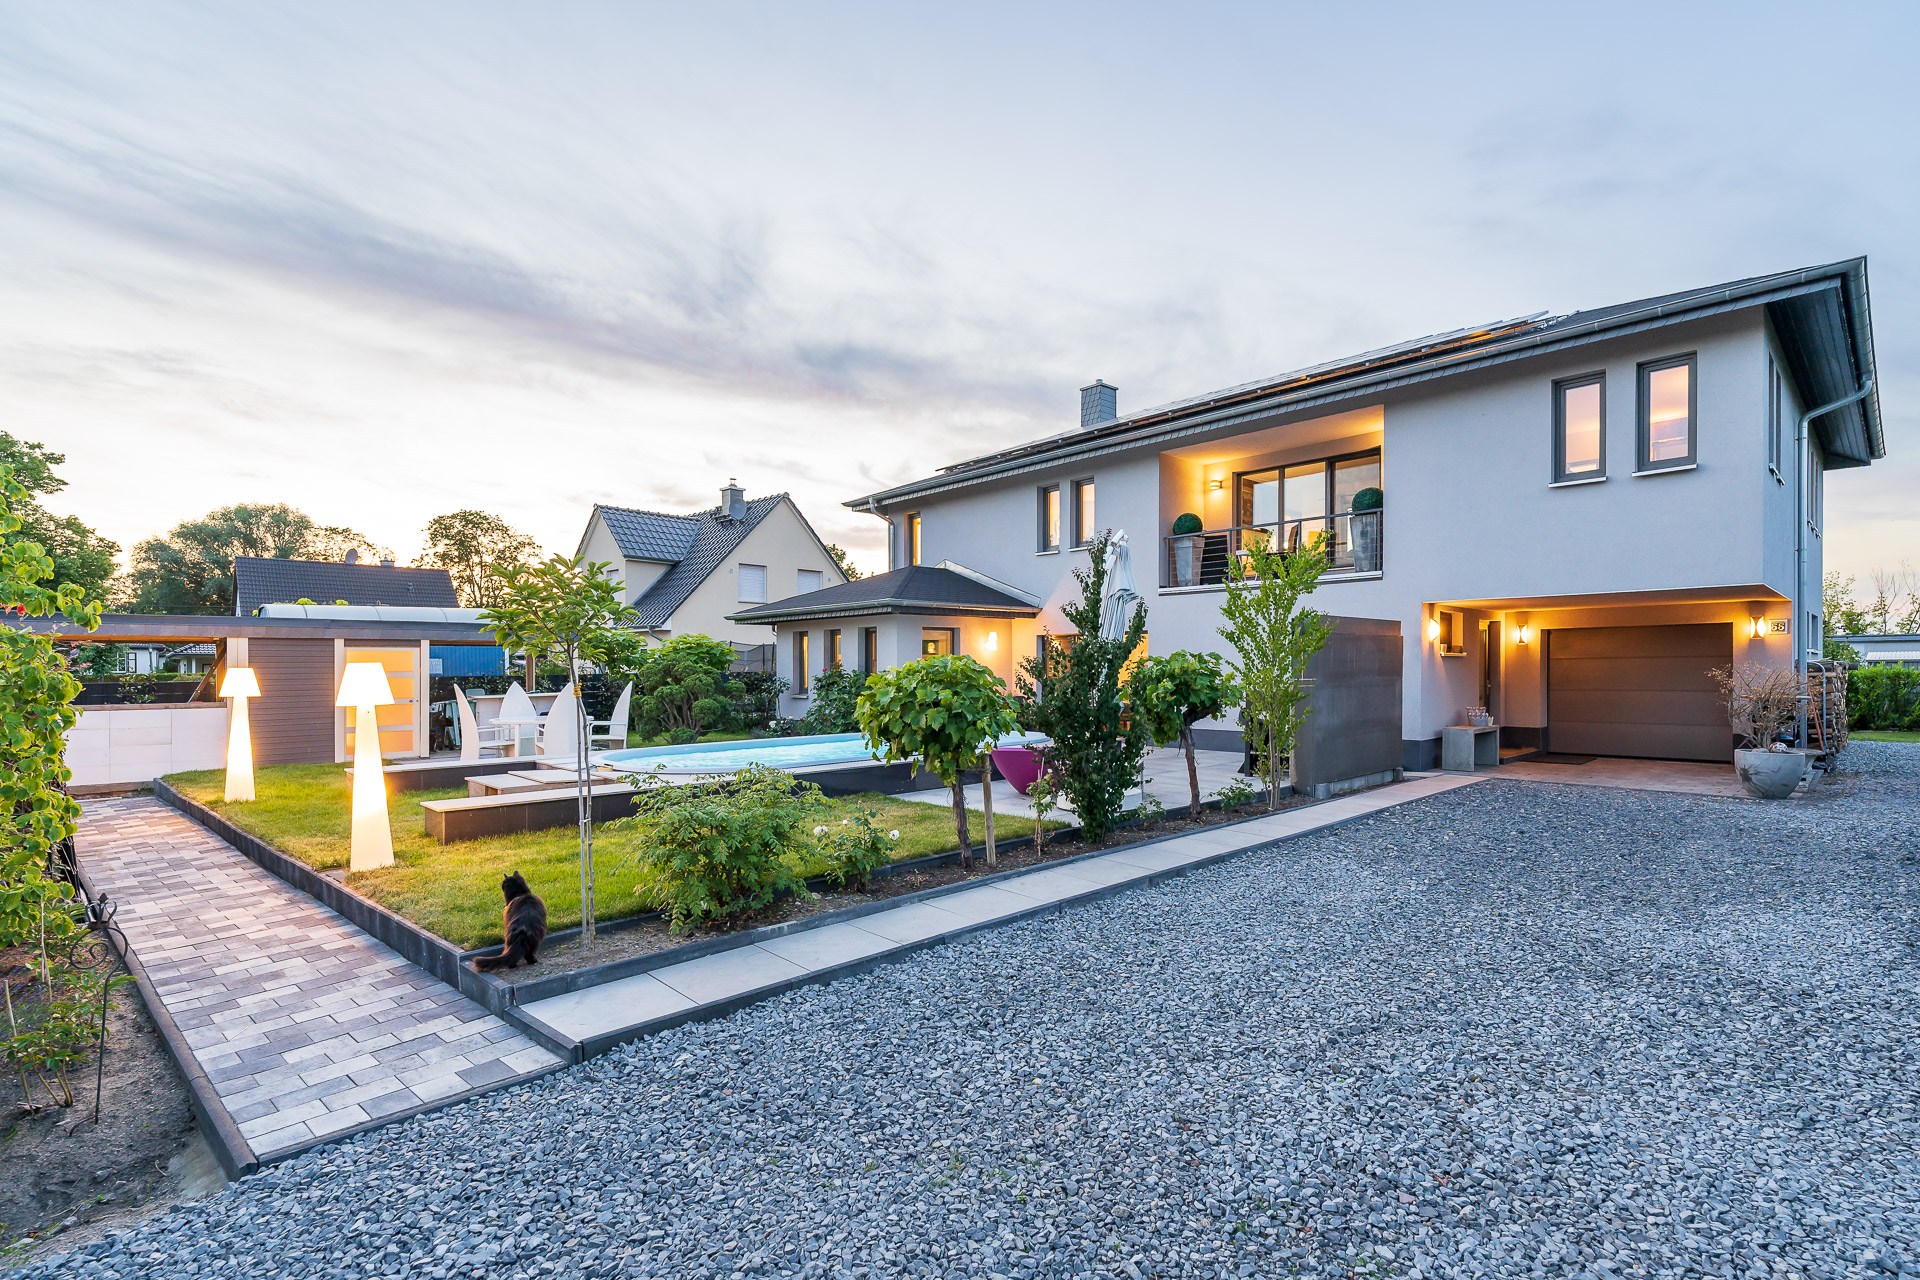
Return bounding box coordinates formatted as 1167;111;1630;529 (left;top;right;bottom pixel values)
1547;624;1732;762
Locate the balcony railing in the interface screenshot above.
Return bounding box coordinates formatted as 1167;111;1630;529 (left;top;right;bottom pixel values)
1161;510;1383;588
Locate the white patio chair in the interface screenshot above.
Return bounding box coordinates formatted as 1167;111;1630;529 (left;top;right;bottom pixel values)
454;687;515;762
537;682;578;761
587;682;633;753
497;681;541;757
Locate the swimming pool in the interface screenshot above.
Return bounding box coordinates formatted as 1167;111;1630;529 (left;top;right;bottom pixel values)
601;731;1049;774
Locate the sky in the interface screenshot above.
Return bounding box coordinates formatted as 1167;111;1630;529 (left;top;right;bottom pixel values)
1;2;1915;582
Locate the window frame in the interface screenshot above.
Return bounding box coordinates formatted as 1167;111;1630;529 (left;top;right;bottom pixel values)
903;512;922;566
1807;440;1823;534
1550;371;1607;484
1636;352;1698;473
793;630;811;695
796;567;824;596
737;562;768;604
1233;448;1383;524
1037;484;1061;553
826;628;842;670
860;627;877;674
1766;356;1784;480
1070;478;1096;549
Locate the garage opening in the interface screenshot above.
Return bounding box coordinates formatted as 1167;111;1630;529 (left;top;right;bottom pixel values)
1546;623;1733;762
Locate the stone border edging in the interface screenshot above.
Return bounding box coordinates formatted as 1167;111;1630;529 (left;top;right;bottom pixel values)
68;859;260;1181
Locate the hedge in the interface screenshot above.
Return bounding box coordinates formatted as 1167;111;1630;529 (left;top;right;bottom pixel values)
1847;665;1920;732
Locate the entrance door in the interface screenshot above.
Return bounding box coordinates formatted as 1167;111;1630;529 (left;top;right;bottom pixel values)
1547;623;1732;761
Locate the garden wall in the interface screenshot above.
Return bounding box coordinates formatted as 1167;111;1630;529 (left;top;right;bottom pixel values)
65;704;229;790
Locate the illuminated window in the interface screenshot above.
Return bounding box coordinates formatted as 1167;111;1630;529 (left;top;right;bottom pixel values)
1071;478;1096;547
1553;374;1605;482
1638;354;1696;470
794;632;811;694
904;513;921;566
1038;485;1060;552
826;629;842;670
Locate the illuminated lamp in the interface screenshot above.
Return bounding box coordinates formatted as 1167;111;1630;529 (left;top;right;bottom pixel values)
1749;616;1766;639
983;631;999;652
1207;479;1225;492
1516;624;1531;645
217;667;260;803
336;662;396;871
1427;618;1442;643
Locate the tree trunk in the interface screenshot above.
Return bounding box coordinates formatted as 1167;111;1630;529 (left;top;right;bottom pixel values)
982;753;997;867
950;777;973;867
1181;725;1200;821
1267;714;1279;811
576;654;596;947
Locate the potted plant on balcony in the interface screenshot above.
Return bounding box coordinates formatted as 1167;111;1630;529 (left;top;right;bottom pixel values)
1350;487;1383;573
1168;512;1204;587
1710;662;1808;799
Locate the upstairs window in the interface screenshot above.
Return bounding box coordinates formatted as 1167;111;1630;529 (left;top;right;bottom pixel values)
904;512;922;566
796;568;823;595
738;563;767;603
1071;478;1096;547
1638;354;1696;471
1552;374;1606;482
1767;357;1784;476
1038;485;1060;552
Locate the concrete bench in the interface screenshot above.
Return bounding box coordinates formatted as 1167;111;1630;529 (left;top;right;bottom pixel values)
422;782;640;843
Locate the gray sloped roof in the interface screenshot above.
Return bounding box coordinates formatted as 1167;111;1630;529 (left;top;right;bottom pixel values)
728;565;1040;625
593;505;700;562
232;557;458;616
630;495;788;628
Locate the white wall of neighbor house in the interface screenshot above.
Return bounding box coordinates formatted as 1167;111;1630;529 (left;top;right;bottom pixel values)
578;512;672;605
867;306;1818;749
668;501;847;648
64;705;229;788
769;613;1015;717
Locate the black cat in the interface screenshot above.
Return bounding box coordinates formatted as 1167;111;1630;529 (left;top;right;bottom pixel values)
471;872;547;972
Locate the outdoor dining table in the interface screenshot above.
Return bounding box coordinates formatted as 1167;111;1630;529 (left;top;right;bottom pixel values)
490;713;547;758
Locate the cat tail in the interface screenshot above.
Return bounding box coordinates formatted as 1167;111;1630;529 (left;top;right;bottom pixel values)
471;929;535;972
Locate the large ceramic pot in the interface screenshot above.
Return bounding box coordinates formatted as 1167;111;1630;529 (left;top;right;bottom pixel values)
990;745;1050;796
1734;747;1807;799
1168;534;1203;587
1350;510;1382;573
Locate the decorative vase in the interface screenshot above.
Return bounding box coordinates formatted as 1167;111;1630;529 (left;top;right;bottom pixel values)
1734;747;1806;799
1351;510;1382;573
990;745;1050;796
1169;534;1202;587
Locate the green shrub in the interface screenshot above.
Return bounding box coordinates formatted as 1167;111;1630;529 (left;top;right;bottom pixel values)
630;634;743;740
615;764;815;933
813;806;899;891
1170;512;1203;536
797;665;869;735
858;655;1020;864
1213;775;1259;810
1848;665;1920;732
730;670;788;734
1351;487;1383;512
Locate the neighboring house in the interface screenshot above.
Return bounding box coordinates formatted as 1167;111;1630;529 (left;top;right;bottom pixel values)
740;258;1883;765
233;555;459;616
576;481;848;650
1833;634;1920;667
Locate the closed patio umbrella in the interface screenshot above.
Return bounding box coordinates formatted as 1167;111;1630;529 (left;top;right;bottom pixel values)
1099;531;1141;641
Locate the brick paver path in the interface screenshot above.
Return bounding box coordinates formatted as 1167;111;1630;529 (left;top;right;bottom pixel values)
78;797;563;1161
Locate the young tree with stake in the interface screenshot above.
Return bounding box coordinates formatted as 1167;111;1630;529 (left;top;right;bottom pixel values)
1128;651;1241;820
1216;533;1332;808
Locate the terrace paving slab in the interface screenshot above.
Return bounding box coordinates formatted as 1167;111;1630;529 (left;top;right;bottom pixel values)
75;797;564;1169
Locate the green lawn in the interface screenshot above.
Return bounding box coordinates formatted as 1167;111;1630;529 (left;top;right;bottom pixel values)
1851;730;1920;743
166;763;1059;948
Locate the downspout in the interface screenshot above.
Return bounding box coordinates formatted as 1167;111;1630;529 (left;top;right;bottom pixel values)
1793;375;1874;744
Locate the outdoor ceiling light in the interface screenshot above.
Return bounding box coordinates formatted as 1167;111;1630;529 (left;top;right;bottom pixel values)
336;662;396;871
217;666;260;803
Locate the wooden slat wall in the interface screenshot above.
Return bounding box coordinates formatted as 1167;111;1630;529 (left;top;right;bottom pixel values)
250;638;340;766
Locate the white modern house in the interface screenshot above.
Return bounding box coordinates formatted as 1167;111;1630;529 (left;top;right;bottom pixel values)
576;481;849;654
736;259;1884;767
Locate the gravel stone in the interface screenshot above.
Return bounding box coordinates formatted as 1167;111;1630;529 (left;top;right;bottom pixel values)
17;744;1919;1280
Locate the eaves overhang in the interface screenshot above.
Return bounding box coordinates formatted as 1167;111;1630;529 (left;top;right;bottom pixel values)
726;600;1040;627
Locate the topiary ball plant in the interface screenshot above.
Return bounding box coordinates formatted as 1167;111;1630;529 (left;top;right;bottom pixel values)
1351;487;1383;512
1170;512;1203;536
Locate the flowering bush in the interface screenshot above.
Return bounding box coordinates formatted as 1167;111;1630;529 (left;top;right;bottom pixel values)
813;808;899;891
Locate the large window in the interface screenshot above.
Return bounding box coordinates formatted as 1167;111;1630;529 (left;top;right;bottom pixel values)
904;513;922;566
1071;478;1096;547
1037;485;1060;552
797;568;823;595
1552;374;1606;482
921;627;956;656
1637;354;1696;471
738;563;767;603
1236;450;1381;557
793;631;811;694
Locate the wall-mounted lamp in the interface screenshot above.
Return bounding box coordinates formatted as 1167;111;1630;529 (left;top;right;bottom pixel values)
1207;478;1224;492
982;631;999;652
218;667;260;803
336;662;396;871
1427;618;1442;643
1749;616;1767;639
1516;624;1531;645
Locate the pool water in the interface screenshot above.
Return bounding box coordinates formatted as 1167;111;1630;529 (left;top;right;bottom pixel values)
602;731;1048;774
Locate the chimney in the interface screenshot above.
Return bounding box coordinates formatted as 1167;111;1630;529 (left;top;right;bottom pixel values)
720;478;747;522
343;548;359;565
1079;380;1117;428
379;557;394;567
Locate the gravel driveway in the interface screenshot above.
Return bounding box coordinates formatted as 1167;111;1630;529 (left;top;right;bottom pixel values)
24;745;1919;1280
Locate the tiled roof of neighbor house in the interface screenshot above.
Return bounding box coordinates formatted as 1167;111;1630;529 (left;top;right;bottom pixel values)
594;505;701;562
729;565;1040;624
232;557;459;616
848;257;1881;508
630;495;789;629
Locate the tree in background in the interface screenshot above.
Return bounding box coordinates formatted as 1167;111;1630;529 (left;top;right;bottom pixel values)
1823;572;1871;637
1015;531;1149;843
628;634;742;743
482;556;643;946
1129;650;1241;820
1217;533;1333;808
119;504;387;613
69;643;130;680
857;655;1019;865
826;543;864;581
0;433;118;602
421;510;542;606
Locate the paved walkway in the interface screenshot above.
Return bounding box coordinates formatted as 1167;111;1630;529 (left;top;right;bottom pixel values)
78;797;564;1163
520;771;1486;1049
1495;754;1751;797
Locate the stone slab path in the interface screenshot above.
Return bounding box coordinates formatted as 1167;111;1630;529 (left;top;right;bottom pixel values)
520;771;1487;1051
77;797;564;1164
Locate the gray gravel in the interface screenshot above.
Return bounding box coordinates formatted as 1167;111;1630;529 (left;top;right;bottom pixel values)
21;744;1920;1280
